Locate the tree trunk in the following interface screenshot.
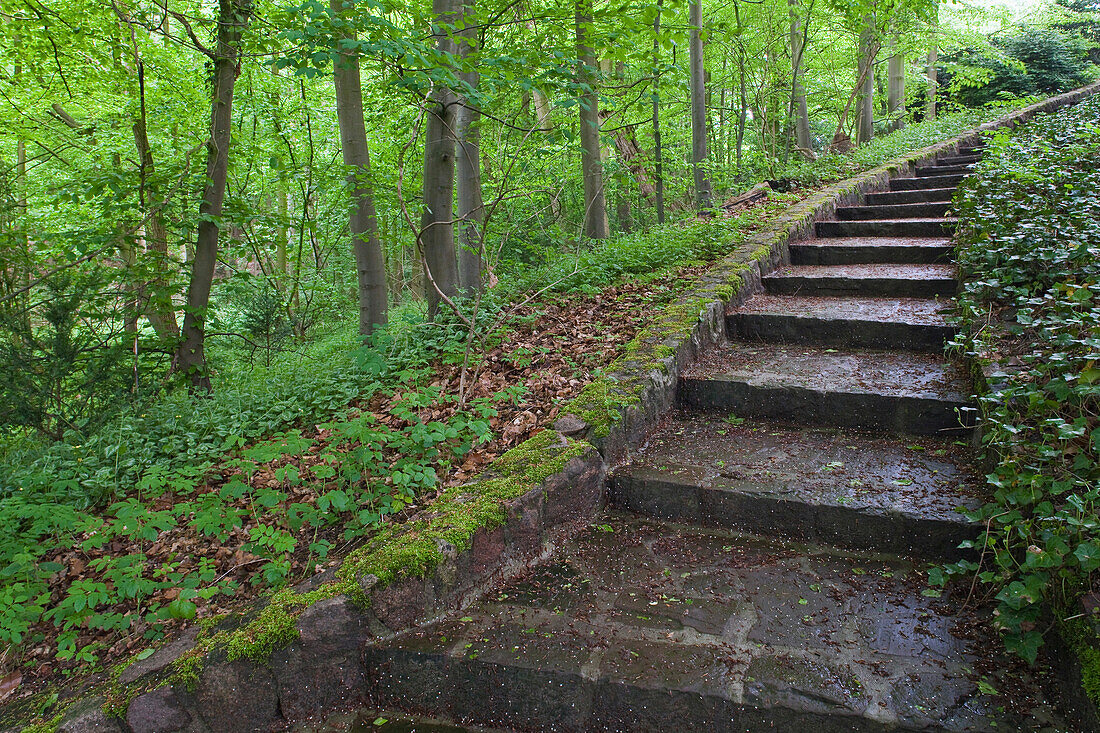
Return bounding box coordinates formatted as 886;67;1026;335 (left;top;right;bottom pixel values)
456;0;484;294
925;7;938;121
330;0;388;336
173;0;250;391
652;0;665;224
855;16;875;145
421;0;460;317
689;0;712;211
133;61;180;340
887;35;905;132
788;0;812;156
575;0;608;239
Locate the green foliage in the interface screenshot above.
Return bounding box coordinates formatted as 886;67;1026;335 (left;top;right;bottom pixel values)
0;316;502;669
933;97;1100;668
779;102;1039;187
0;270;144;441
945;25;1092;106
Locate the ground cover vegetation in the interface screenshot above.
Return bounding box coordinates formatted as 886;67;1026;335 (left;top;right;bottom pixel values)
937;93;1100;686
0;0;1096;711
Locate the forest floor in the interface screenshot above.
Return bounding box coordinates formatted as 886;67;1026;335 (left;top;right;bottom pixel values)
2;252;728;705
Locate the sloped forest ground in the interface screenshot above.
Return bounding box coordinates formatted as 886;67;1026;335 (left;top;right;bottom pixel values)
0;102;1041;715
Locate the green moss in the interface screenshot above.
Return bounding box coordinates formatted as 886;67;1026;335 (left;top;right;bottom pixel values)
568;379;643;439
336;430;589;604
1058;615;1100;708
19;713;62;733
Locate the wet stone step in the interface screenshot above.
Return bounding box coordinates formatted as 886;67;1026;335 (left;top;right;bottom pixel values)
816;219;957;239
789;237;953;266
955;145;985;157
863;188;956;206
915;164;973;177
890;175;966;191
609;413;981;558
763;264;957;299
936;155;982;166
836;202;951;220
679;342;975;435
727;294;955;351
361;517;1060;732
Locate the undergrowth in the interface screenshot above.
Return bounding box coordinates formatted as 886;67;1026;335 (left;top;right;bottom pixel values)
931;95;1100;673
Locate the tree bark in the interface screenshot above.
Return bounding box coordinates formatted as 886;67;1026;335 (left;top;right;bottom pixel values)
421;0;460;317
925;7;938;121
689;0;712;210
575;0;608;239
887;35;905;132
173;0;250;391
330;0;388;336
456;0;483;294
855;16;875;145
133;61;180;340
652;0;665;224
788;0;812;156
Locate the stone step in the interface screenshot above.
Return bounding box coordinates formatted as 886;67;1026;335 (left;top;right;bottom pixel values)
609;413;980;558
362;516;1054;732
762;264;957;299
727;294;955;350
864;188;956;205
837;202;951;220
890;175;966;191
789;237;953;266
815;218;957;238
936;154;982;166
915;164;973;177
679;343;975;435
956;145;985;157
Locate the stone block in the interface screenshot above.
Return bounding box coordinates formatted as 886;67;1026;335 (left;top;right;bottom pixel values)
125;687;191;733
271;597;368;721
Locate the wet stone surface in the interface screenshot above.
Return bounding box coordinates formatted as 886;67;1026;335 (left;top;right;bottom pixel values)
765;263;957;282
731;294;952;327
681;342;971;402
609;413;981;557
362;517;1061;732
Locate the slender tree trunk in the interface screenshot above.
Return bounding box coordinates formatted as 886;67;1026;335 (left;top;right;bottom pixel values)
925;7;938;120
689;0;712;210
789;0;812;156
330;0;388;336
456;0;484;294
652;0;665;224
575;0;608;239
133;61;180;339
887;35;905;131
173;0;250;391
855;16;875;145
421;0;460;317
276;184;288;276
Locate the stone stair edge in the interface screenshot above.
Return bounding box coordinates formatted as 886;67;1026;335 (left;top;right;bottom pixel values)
26;81;1100;733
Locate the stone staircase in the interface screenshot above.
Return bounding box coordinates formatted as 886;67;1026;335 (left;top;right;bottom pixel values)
358;148;1070;731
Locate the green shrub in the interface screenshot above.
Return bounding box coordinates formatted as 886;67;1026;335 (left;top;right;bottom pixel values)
933;96;1100;666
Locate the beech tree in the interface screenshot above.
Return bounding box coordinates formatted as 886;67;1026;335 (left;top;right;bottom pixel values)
173;0;252;390
576;0;609;239
420;0;461;317
329;0;388;336
689;0;713;210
